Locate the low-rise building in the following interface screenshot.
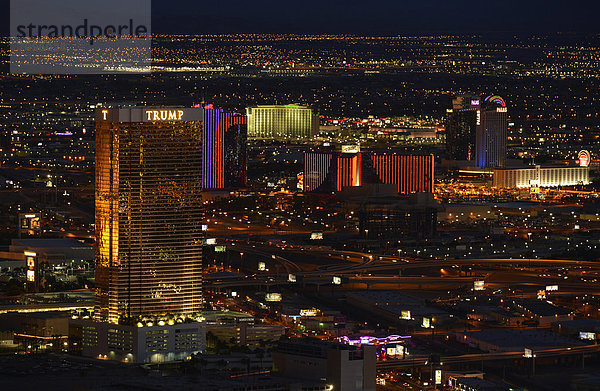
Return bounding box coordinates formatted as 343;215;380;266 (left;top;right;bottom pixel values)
273;338;376;391
494;165;589;188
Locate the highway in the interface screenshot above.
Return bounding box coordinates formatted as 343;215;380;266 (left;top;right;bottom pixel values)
377;344;600;369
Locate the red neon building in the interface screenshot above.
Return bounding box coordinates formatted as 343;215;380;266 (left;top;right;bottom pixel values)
304;152;333;192
304;152;362;192
371;154;434;194
336;153;362;191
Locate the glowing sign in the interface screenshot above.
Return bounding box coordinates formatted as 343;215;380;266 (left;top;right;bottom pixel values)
145;110;184;121
422;317;431;328
524;348;533;358
537;290;546;300
546;285;559;292
288;274;296;283
201;224;208;231
341;145;360;153
311;232;324;240
396;345;405;356
470;99;480;106
20;214;41;232
214;246;226;252
258;262;266;271
300;309;318;317
400;310;411;320
579;332;596;341
338;334;410;346
297;172;304;191
265;293;282;302
474;280;485;291
332;276;342;285
435;369;442;385
579;150;591;167
25;251;37;284
485;95;506;108
205;238;216;245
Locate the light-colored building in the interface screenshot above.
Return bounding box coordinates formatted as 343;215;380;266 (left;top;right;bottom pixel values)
70;318;206;363
494;165;589;188
246;105;319;139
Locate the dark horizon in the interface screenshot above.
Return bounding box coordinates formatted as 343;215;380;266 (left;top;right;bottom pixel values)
1;0;600;36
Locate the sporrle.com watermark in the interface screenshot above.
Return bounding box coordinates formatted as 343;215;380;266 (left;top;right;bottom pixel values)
10;0;151;74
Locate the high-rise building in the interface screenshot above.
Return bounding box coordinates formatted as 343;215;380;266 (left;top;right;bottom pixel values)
369;153;435;195
95;107;204;323
304;152;334;192
246;105;319;140
476;95;508;168
202;107;247;190
304;150;434;195
446;95;480;161
304;150;361;192
72;107;206;363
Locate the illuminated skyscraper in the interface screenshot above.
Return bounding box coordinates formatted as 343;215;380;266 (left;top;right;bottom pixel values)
304;150;433;195
304;151;361;192
202;107;247;190
369;153;435;195
73;107;206;363
94;107;204;323
446;95;480;161
247;105;319;139
476;96;508;168
304;152;334;192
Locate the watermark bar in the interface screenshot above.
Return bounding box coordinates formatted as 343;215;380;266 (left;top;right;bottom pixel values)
10;0;151;74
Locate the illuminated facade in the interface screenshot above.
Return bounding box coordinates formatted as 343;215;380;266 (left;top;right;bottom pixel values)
370;153;435;195
94;107;203;324
493;166;590;188
476;95;508;168
202;107;247;189
246;105;319;139
304;151;433;195
446;95;480;161
304;151;361;192
304;152;333;192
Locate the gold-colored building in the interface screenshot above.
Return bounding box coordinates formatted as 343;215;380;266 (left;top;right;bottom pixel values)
246;105;319;139
94;107;203;324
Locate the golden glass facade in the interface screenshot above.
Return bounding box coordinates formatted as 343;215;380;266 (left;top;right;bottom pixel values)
95;108;203;324
246;105;318;139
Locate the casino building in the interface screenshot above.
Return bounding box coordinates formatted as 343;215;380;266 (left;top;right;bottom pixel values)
446;94;480;161
202;106;247;190
246;105;319;140
71;107;205;363
476;95;508;169
303;149;434;195
493;165;590;188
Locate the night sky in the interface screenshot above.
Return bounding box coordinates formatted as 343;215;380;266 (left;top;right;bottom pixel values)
1;0;599;35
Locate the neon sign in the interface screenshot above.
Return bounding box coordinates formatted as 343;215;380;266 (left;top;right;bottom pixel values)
145;110;184;121
485;95;506;108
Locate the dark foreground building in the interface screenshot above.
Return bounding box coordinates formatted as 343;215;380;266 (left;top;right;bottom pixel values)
358;193;437;241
